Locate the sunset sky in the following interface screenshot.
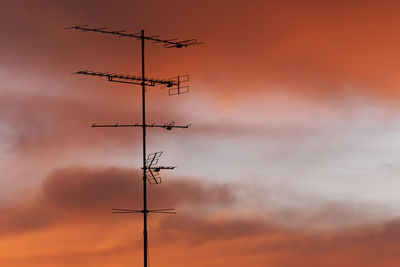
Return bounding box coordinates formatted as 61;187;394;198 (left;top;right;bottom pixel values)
2;0;400;266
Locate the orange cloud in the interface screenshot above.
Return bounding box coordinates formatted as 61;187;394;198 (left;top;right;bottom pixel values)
1;166;400;266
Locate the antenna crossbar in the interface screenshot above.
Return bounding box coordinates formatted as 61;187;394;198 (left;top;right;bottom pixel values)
112;208;142;214
147;166;176;170
91;122;191;130
65;25;203;48
112;208;176;214
74;70;179;87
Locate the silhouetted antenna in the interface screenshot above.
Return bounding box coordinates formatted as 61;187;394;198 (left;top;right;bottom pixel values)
74;70;190;94
66;25;201;267
112;208;176;214
144;152;176;184
65;25;203;48
91;122;191;130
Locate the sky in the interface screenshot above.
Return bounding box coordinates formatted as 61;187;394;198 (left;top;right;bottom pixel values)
2;0;400;266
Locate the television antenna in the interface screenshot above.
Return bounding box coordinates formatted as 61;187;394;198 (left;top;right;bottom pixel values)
66;25;202;267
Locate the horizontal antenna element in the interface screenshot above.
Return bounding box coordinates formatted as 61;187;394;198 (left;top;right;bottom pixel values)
91;122;191;130
74;71;190;94
112;208;176;214
74;70;176;87
65;25;203;48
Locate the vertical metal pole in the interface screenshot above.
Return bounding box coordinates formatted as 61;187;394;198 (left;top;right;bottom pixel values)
141;29;148;267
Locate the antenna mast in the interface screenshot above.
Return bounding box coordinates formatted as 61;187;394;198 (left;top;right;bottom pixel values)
66;25;202;267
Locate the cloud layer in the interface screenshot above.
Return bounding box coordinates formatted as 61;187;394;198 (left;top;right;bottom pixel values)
1;166;400;266
2;0;400;266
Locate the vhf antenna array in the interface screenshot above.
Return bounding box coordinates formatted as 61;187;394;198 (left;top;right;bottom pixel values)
66;25;202;267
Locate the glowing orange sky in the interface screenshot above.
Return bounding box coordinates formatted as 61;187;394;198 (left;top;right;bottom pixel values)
2;0;400;266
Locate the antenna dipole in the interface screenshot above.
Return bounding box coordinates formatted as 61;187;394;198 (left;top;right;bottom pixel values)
66;25;201;267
